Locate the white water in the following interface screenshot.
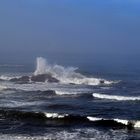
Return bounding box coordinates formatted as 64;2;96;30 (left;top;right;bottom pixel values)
34;57;47;75
87;116;140;129
55;90;81;95
45;113;69;119
87;116;129;125
134;121;140;128
87;116;104;121
93;93;140;101
114;119;129;125
34;57;113;86
0;75;21;81
0;85;7;90
0;80;94;97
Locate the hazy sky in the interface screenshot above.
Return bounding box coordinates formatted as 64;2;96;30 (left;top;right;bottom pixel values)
0;0;140;64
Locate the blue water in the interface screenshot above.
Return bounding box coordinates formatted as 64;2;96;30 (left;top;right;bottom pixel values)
0;57;139;140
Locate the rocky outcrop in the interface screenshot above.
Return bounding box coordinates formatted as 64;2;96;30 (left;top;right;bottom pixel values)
100;80;105;84
31;74;59;83
10;74;59;83
10;76;30;84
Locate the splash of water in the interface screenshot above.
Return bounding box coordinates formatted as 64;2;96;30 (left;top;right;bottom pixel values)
34;57;47;75
34;57;113;85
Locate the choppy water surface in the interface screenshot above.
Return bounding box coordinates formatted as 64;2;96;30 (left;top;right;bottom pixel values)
0;57;140;140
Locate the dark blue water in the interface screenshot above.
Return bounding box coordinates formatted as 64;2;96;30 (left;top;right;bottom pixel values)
0;57;140;140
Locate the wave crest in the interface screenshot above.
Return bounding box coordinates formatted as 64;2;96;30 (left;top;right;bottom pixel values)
93;93;140;101
87;116;140;129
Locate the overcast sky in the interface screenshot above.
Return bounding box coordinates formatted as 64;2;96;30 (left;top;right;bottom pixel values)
0;0;140;64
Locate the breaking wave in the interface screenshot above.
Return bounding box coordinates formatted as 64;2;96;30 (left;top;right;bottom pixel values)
34;57;113;86
93;93;140;101
0;109;139;129
87;116;140;129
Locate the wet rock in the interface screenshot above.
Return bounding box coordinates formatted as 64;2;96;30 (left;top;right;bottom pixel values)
31;74;59;83
10;76;30;82
100;80;105;84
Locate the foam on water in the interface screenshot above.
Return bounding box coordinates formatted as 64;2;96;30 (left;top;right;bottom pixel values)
114;119;129;126
1;82;86;93
45;113;69;118
0;99;43;108
93;93;140;101
33;57;113;86
0;75;21;81
55;90;80;95
134;121;140;128
87;116;104;121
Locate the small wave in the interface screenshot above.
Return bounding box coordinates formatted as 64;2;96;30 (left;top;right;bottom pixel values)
93;93;140;101
55;90;79;95
0;75;13;81
0;75;21;81
2;82;93;97
55;90;93;98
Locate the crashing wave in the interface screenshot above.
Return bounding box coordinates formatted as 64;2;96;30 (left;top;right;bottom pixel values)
33;57;114;86
0;57;115;86
0;108;139;129
87;116;140;129
93;93;140;101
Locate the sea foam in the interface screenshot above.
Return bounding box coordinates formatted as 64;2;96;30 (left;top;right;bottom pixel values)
93;93;140;101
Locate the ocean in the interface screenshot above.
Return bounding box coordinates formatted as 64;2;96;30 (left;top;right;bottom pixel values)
0;57;139;140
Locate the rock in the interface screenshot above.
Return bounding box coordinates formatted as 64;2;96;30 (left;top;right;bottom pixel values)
41;90;56;95
31;74;59;83
10;76;30;84
10;76;30;82
10;74;59;83
47;77;59;83
19;76;30;82
31;74;47;82
127;121;134;130
100;80;105;84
